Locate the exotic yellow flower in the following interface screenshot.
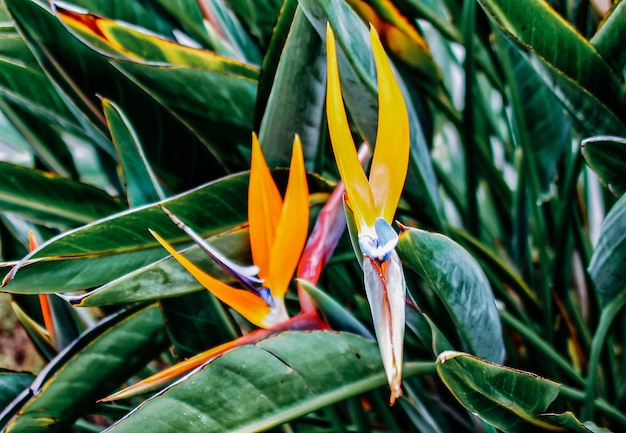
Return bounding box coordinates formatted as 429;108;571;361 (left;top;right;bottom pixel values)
326;23;409;405
152;134;309;329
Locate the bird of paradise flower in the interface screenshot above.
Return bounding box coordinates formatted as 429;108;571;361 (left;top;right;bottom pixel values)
326;23;410;405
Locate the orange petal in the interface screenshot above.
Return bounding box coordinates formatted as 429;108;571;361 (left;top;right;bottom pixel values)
150;229;272;328
248;133;283;280
368;26;410;223
267;135;309;299
325;23;375;231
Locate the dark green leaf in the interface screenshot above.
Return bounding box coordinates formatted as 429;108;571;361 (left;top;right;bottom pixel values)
227;0;283;49
7;0;226;191
436;351;597;433
258;7;326;169
1;173;250;294
397;227;504;363
106;331;435;432
0;370;35;409
160;290;239;360
103;98;165;207
0;162;123;227
3;304;168;432
582;136;626;197
590;0;626;76
476;0;626;136
588;194;626;304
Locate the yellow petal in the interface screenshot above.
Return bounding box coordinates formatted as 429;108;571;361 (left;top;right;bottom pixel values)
248;133;283;280
150;229;272;328
325;23;375;231
266;135;309;299
368;26;410;223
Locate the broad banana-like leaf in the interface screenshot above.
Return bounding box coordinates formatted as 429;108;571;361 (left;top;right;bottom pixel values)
436;351;608;433
397;227;504;364
106;331;435;432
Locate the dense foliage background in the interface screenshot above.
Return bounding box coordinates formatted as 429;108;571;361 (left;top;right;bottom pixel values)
0;0;624;432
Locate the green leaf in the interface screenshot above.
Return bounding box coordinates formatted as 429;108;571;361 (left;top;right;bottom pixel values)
1;173;250;294
0;162;123;227
227;0;283;49
106;331;435;432
3;304;168;432
160;290;239;360
258;7;326;169
6;0;226;191
590;0;626;76
582;136;626;197
476;0;626;136
588;194;626;304
65;227;251;306
397;227;504;363
103;98;166;207
0;370;35;410
436;351;598;433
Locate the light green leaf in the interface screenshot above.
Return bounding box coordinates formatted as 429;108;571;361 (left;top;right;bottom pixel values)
397;227;504;363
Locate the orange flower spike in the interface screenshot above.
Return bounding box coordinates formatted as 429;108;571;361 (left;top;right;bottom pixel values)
249;132;283;281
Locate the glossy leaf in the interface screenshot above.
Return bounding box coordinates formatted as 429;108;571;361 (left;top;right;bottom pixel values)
0;370;34;412
397;227;504;363
103;98;166;207
590;0;626;76
2;305;168;432
588;194;626;304
436;351;603;433
476;0;626;136
1;173;250;294
582;136;626;197
106;331;435;432
7;0;226;191
258;8;326;168
66;227;251;306
0;162;123;227
227;0;283;49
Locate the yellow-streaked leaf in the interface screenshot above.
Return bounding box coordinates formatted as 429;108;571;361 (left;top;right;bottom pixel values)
150;230;271;328
368;26;410;224
248;133;283;281
267;136;309;298
325;24;375;230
